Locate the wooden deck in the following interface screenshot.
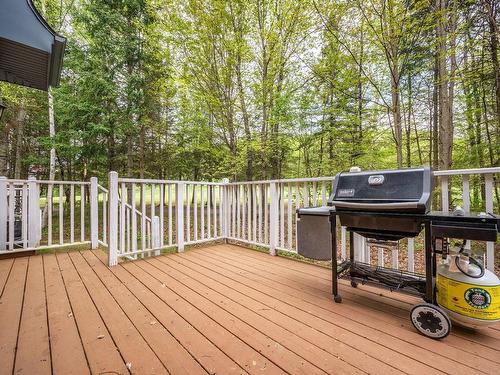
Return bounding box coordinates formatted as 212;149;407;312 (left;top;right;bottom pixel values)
0;244;499;375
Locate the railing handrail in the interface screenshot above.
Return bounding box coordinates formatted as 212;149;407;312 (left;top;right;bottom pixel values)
228;176;336;185
2;167;498;186
230;167;500;185
117;167;500;186
433;167;500;176
118;177;224;186
0;179;92;185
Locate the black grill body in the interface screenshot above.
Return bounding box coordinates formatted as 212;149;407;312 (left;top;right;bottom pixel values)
329;167;432;213
328;167;432;240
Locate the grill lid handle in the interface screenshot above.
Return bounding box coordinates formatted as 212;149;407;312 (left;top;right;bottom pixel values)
331;201;420;210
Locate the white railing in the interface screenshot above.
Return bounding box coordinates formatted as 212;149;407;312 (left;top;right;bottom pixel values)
0;176;106;254
96;182;108;248
107;168;498;270
434;168;498;272
108;173;225;265
223;169;499;273
224;177;335;255
2;167;498;272
0;177;40;251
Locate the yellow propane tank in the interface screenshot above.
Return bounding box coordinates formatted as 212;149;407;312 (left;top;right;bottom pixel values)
437;253;500;328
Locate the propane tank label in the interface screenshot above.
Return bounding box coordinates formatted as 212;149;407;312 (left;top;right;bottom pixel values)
437;275;500;321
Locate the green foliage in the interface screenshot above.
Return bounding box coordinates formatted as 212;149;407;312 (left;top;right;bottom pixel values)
0;0;498;193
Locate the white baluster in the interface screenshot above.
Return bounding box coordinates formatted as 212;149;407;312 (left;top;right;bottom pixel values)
90;177;98;249
108;172;119;266
485;174;494;271
0;177;6;250
177;182;184;252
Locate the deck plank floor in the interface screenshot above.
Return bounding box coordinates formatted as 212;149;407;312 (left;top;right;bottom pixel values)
0;243;499;375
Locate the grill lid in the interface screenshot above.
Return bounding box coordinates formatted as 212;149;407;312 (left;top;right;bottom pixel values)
329;167;432;213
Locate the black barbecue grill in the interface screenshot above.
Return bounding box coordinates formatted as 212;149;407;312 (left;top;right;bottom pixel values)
330;167;432;240
297;166;500;339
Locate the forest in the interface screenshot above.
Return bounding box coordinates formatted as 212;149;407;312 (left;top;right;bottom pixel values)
0;0;498;184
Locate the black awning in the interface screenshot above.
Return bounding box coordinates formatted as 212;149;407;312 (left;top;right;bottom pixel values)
0;0;66;91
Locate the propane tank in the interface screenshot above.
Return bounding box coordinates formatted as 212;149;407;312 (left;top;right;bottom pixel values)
436;245;500;329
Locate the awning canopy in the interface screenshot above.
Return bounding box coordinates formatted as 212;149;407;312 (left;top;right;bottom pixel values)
0;0;66;91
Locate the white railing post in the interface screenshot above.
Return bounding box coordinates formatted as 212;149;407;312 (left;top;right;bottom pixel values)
0;177;6;250
340;227;347;260
152;215;160;256
462;175;471;250
407;238;415;272
177;182;184;252
108;171;119;266
354;233;365;262
90;177;98;249
440;176;449;212
27;177;40;248
222;178;229;240
269;182;279;256
485;174;494;271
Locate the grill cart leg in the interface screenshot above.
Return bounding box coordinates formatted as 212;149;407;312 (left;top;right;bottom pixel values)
330;214;342;303
424;221;435;303
349;230;355;263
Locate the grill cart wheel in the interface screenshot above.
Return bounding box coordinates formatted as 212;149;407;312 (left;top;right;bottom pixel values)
410;303;451;339
350;280;358;288
334;295;342;303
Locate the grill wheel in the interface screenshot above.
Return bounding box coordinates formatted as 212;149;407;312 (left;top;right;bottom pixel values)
410;303;451;339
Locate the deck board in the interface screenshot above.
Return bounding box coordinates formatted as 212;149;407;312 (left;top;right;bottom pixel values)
123;261;286;375
0;258;14;295
56;252;128;375
185;246;492;375
137;257;356;375
14;255;51;375
93;251;245;375
81;250;207;375
0;244;499;375
209;245;500;348
199;246;500;372
68;251;169;375
43;254;90;375
147;255;398;375
0;258;28;375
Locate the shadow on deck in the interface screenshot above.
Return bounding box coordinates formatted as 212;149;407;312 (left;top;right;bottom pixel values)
0;244;499;375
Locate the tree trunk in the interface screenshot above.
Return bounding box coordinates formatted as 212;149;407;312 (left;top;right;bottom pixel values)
0;115;8;176
484;0;500;151
42;88;57;226
127;137;134;177
432;55;439;171
463;67;479;167
436;0;454;170
406;73;412;167
357;21;364;155
48;89;56;181
387;0;402;168
391;69;403;168
230;3;253;181
14;104;26;179
139;125;145;179
471;59;485;168
236;61;253;181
